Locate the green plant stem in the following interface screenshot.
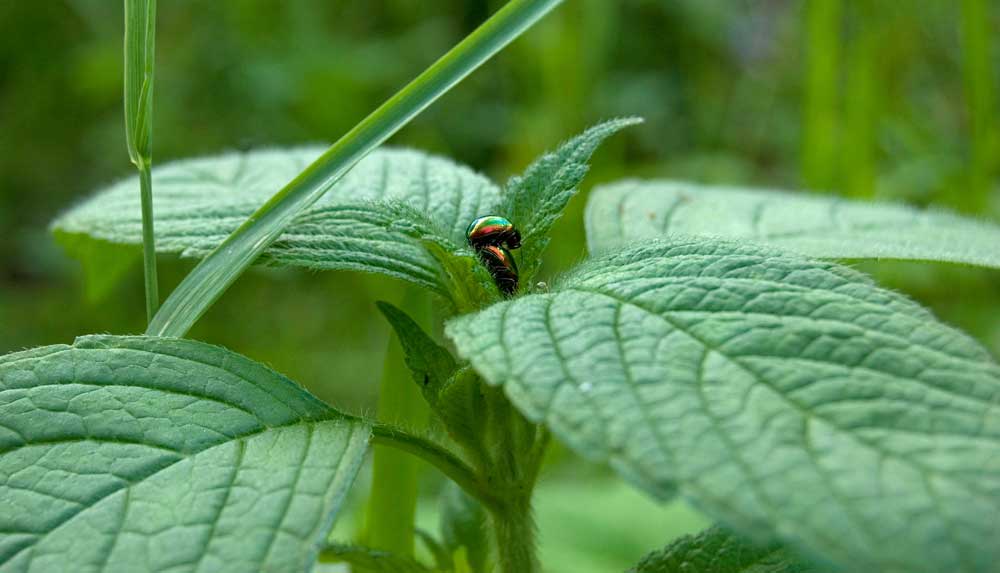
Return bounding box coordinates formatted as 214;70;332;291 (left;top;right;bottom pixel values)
960;0;996;212
363;290;430;557
138;163;159;320
844;0;877;199
802;0;842;192
371;425;500;513
481;389;545;573
147;0;564;338
492;498;537;573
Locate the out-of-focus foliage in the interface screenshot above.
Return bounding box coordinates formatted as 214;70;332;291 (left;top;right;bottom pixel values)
0;1;997;570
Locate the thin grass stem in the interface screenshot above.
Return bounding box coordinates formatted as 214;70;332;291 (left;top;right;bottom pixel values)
124;0;159;322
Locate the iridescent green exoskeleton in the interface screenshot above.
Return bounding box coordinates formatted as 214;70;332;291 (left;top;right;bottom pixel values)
466;215;521;296
466;215;522;250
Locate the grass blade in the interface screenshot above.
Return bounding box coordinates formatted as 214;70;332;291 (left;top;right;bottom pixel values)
124;0;160;322
147;0;563;337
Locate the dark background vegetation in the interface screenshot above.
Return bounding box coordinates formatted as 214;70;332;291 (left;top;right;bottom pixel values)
1;1;997;569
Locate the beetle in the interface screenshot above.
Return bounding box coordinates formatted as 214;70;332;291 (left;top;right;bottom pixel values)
477;244;519;296
466;215;522;250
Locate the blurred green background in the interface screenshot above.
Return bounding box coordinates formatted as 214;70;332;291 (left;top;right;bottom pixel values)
1;1;998;570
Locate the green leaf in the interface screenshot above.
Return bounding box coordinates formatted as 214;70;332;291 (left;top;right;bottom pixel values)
375;302;490;466
435;367;491;468
145;0;564;338
446;238;1000;573
0;335;369;572
321;543;432;573
53;147;500;296
500;117;642;282
628;527;811;573
585;180;1000;268
439;483;489;573
377;300;459;400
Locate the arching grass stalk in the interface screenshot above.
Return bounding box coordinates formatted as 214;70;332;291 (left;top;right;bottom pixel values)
147;0;565;338
124;0;159;322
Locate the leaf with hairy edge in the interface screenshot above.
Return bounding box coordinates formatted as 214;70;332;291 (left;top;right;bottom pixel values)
585;180;1000;268
446;238;1000;573
500;118;642;282
628;527;812;573
0;335;369;573
52;147;500;295
376;301;458;403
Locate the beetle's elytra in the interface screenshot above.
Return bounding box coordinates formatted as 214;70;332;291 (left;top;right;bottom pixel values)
466;215;522;250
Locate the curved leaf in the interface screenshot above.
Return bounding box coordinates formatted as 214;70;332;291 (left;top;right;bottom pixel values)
501;118;642;282
0;335;369;572
585;180;1000;268
447;238;1000;573
628;526;811;573
53;147;501;294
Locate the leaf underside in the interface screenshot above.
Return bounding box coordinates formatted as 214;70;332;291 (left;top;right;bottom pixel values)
53;147;501;295
628;526;810;573
447;238;1000;573
585;180;1000;269
0;335;369;573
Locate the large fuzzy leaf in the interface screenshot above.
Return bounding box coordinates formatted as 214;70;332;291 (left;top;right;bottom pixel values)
585;180;1000;268
53;147;501;295
0;335;369;572
628;526;811;573
447;238;1000;573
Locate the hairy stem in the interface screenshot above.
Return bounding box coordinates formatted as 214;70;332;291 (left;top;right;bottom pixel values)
482;389;547;572
492;497;537;573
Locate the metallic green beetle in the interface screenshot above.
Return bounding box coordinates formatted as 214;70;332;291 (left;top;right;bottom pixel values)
466;215;522;250
466;215;522;296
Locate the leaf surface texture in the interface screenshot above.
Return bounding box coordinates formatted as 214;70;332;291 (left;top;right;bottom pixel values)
54;147;501;294
586;180;1000;268
0;336;369;573
447;238;1000;572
